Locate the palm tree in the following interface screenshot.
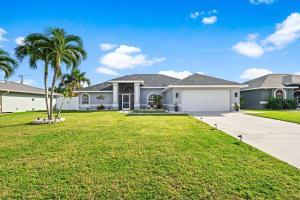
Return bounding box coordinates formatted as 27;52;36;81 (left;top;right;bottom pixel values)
15;33;52;119
60;68;90;91
55;69;90;118
0;49;18;78
39;28;87;120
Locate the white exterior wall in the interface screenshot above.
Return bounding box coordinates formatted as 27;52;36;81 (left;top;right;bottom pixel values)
1;92;56;113
56;97;79;110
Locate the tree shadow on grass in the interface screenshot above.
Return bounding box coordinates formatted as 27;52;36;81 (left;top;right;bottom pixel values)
0;122;32;129
126;113;188;117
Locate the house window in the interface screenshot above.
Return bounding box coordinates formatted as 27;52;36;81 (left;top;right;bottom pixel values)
175;92;179;98
148;94;163;108
274;89;286;99
235;92;238;98
123;85;134;93
81;94;89;104
294;91;300;105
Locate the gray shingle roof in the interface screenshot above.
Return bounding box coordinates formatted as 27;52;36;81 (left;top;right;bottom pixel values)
172;73;242;86
78;74;179;91
0;81;58;95
110;75;144;82
131;74;179;87
77;82;113;91
242;74;300;90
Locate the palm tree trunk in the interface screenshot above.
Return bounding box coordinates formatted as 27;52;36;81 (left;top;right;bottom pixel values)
44;62;50;119
49;69;57;120
55;96;65;119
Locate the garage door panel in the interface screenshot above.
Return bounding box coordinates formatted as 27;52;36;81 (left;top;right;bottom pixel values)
181;90;230;112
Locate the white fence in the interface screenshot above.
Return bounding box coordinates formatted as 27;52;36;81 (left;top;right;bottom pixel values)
56;97;79;110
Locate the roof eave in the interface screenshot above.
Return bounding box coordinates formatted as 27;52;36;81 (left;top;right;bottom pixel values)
162;84;248;92
108;80;144;84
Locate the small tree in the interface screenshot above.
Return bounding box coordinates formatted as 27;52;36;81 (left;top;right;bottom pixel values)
153;95;163;109
55;86;72;119
96;95;105;110
55;69;90;118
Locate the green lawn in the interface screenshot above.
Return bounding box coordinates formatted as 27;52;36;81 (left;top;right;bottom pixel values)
246;110;300;124
0;111;299;199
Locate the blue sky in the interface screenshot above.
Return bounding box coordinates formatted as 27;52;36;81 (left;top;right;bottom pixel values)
1;0;300;87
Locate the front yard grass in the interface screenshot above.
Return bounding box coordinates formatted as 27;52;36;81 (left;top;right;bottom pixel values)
245;110;300;124
0;111;299;199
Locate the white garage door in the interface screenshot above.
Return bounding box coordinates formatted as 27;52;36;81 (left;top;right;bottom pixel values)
181;89;231;112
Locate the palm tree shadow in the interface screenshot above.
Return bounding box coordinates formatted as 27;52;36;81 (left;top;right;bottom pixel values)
0;122;32;128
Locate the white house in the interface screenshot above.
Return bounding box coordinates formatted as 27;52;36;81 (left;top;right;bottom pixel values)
0;81;59;113
75;73;247;112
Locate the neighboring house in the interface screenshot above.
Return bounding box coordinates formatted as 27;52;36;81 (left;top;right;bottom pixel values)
75;73;245;112
0;81;59;113
241;74;300;109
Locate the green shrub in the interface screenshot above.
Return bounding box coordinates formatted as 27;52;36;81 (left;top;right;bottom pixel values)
267;98;298;110
97;105;105;110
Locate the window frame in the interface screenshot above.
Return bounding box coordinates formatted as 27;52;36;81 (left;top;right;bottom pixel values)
147;93;163;108
81;93;90;105
274;89;286;99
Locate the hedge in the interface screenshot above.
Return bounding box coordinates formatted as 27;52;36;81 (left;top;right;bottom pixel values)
267;98;298;110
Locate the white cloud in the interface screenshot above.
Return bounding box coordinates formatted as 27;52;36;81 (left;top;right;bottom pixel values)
208;9;218;15
21;79;36;86
202;16;218;25
99;43;117;51
15;36;25;45
232;41;264;58
0;28;8;44
263;12;300;49
115;45;141;54
100;44;165;70
240;68;273;79
294;72;300;75
96;67;119;76
249;0;276;5
233;13;300;58
190;11;199;19
159;70;192;79
247;33;259;41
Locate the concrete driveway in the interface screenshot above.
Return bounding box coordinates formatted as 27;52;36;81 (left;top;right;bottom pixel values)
192;112;300;169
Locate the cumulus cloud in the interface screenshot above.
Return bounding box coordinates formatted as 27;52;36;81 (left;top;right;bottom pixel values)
262;12;300;49
96;67;119;76
0;28;8;45
190;11;199;19
232;40;264;58
99;43;117;51
202;16;218;25
100;44;165;70
15;36;25;45
249;0;276;5
294;72;300;75
159;70;193;79
190;9;218;25
240;68;273;79
233;13;300;58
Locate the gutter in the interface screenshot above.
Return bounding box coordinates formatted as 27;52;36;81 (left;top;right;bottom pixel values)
162;84;248;92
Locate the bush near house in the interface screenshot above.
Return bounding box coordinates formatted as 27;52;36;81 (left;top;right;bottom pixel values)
267;98;298;110
97;105;105;110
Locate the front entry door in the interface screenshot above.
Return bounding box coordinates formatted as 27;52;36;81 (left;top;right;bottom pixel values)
122;94;131;110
